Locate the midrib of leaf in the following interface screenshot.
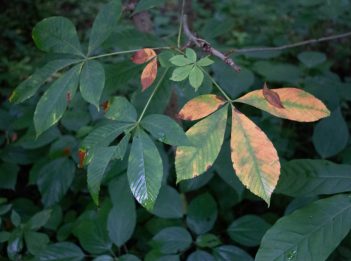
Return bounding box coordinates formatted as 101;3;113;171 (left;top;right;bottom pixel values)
234;111;269;200
45;29;84;57
271;203;351;261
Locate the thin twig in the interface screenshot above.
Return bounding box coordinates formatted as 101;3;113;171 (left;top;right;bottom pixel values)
182;15;241;72
227;31;351;55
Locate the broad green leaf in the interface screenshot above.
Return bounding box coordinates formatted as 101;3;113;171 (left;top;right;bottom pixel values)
7;229;23;259
32;17;83;56
313;108;348;158
11;210;21;227
87;146;115;205
141;114;190;146
105;96;137;122
276;159;351;197
170;65;193;82
253;61;301;84
34;64;81;137
120;255;142;261
186;48;197;63
88;0;122;55
127;128;163;210
256;195;351;261
197;56;214;67
80;61;105;109
298;51;326;68
93;256;114;261
134;0;167;13
169;55;193;66
74;219;112;254
18;126;60;150
152;186;184;219
177;94;226;121
24;231;49;255
235;87;330;122
230;108;280;205
175;105;228;183
37;158;75;207
0;163;19;190
188;250;214;261
151;227;192;254
227;215;271;247
10;59;80;104
213;245;253;261
186;193;217;235
26;209;52;230
195;234;221;248
189;66;204;90
82;122;133;149
36;242;85;261
113;134;131;160
107;175;136;247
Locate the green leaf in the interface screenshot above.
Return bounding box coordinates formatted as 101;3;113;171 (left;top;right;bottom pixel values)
107;175;136;247
313;108;349;158
26;209;52;231
0;163;19;190
32;17;83;56
276;159;351;197
36;242;85;261
188;250;214;261
74;219;112;254
88;0;122;55
189;66;204;90
186;48;197;63
197;56;214;67
93;256;114;261
152;186;184;219
298;51;326;68
37;158;75;207
113;134;131;160
10;59;80;104
34;64;81;137
141;114;191;146
127;129;163;210
134;0;167;13
186;193;217;235
195;234;221;248
24;231;49;255
105;96;137;122
151;227;192;254
11;210;21;227
169;55;193;66
82;122;133;149
256;195;351;261
120;255;142;261
87;146;116;205
80;61;105;109
253;61;301;84
170;65;193;82
227;215;271;247
213;245;253;261
175;105;228;183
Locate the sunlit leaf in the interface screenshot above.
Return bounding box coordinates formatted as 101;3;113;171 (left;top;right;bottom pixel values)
178;94;226;121
189;66;204;90
235;87;330;122
141;58;158;91
230;108;280;205
127;128;163;210
169;55;192;66
131;48;156;64
186;48;197;63
176;105;228;183
170;65;193;82
197;56;214;67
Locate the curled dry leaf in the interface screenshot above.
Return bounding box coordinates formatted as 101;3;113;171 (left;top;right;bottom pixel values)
131;48;156;64
141;58;158;91
262;83;284;109
178;94;226;121
231;108;280;205
235;87;330;122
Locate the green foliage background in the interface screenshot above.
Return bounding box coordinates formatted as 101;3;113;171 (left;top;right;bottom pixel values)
0;0;351;260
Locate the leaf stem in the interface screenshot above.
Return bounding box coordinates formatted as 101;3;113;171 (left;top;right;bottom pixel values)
177;0;186;48
200;67;232;103
85;47;171;61
137;68;169;123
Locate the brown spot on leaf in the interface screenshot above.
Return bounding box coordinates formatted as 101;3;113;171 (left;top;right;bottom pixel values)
63;147;71;156
66;91;71;105
101;100;110;112
262;83;285;109
78;148;87;168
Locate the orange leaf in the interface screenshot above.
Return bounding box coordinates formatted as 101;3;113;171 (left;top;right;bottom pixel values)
141;58;158;91
131;48;156;64
178;94;226;121
262;83;284;109
235;87;330;122
78;148;87;168
231;108;280;205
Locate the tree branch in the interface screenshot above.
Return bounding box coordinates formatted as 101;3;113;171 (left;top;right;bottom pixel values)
228;31;351;55
182;15;241;72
